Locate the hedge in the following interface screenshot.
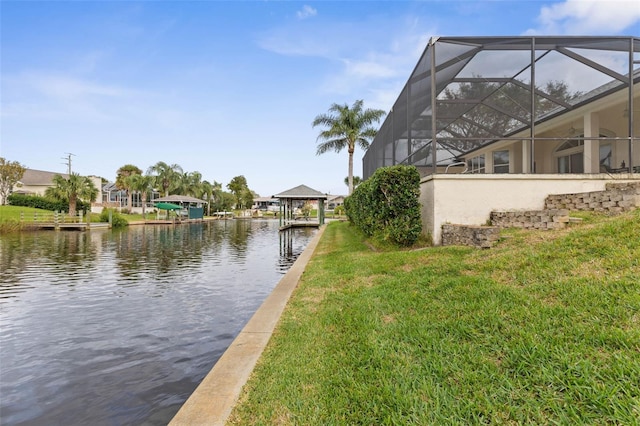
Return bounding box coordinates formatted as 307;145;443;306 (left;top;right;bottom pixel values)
7;193;90;214
344;165;421;246
99;208;129;227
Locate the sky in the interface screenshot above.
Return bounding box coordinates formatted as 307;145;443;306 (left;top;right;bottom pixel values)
2;1;639;197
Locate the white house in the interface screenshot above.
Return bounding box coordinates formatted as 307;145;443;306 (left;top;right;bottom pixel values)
363;36;639;244
11;168;105;211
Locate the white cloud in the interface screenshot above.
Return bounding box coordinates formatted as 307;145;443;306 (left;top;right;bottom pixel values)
0;71;157;125
296;5;317;20
27;73;130;100
342;58;397;80
527;0;640;34
258;15;436;112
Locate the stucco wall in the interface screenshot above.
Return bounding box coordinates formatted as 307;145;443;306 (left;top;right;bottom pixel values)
421;174;640;245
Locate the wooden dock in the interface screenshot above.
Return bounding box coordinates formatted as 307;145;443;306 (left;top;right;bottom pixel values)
20;211;110;231
279;221;321;231
22;222;110;231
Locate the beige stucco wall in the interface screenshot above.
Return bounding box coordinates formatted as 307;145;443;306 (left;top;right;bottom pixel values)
12;184;55;197
421;174;640;245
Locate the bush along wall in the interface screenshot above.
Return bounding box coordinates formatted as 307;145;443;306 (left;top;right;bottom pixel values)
99;208;129;227
345;165;422;246
7;194;90;214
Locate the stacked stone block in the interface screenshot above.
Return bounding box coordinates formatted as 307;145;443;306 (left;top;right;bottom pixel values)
544;182;640;214
490;209;570;230
442;181;639;248
441;224;501;248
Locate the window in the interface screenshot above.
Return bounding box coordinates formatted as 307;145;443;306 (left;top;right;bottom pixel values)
493;150;509;173
555;133;613;174
556;136;584;173
467;155;485;173
558;152;584;173
599;143;612;170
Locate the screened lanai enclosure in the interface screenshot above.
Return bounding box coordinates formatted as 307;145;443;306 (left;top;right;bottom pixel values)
363;36;640;179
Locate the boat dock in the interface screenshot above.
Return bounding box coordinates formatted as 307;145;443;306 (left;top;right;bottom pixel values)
22;221;111;231
20;211;111;231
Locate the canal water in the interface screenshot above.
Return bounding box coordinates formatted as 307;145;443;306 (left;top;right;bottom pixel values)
0;219;316;425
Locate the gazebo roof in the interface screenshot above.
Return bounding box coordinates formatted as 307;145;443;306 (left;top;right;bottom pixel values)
273;184;327;200
154;195;207;204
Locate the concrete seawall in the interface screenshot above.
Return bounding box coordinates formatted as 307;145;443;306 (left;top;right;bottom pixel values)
169;225;326;425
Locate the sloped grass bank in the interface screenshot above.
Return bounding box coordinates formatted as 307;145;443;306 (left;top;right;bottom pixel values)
229;211;640;425
1;206;99;233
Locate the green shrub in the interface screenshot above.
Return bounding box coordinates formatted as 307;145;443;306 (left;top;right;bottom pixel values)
345;165;421;246
7;193;90;214
99;208;128;228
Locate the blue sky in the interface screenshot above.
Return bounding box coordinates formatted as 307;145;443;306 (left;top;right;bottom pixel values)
2;1;639;196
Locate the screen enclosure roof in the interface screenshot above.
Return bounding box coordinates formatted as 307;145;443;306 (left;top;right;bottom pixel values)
363;36;640;177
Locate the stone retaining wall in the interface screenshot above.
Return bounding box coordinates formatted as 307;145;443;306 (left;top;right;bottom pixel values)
441;224;500;248
544;182;640;213
442;181;639;248
490;209;570;230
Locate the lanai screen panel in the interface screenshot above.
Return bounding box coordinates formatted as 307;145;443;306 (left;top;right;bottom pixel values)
363;36;639;179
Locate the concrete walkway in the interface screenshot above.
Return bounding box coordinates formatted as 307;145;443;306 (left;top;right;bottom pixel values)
169;225;326;426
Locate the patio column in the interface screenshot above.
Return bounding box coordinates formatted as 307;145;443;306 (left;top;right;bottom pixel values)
583;112;600;173
521;139;532;173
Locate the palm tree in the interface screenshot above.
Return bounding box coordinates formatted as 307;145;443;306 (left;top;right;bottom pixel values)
344;175;362;191
176;171;203;197
312;100;385;195
147;161;183;197
45;173;98;217
200;180;214;216
115;164;142;211
126;174;154;218
227;175;251;210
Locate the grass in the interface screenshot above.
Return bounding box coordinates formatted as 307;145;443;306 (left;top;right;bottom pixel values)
228;210;640;425
0;205;56;232
0;205;133;232
0;205;56;222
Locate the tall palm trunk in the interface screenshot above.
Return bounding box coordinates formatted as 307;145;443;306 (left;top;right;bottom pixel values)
69;194;78;217
141;192;147;218
348;146;355;195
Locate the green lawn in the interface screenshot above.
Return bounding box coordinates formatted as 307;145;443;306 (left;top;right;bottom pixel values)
0;205;143;232
229;210;640;425
0;205;52;222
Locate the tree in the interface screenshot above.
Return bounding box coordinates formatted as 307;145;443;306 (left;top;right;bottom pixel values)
200;180;221;216
126;174;154;218
0;157;26;205
175;171;203;197
147;161;183;196
45;173;98;217
211;191;235;212
115;164;142;211
240;188;255;211
227;175;253;210
344;175;362;190
312;100;385;195
436;78;582;155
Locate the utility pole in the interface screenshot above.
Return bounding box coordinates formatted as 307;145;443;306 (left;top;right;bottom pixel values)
61;153;75;175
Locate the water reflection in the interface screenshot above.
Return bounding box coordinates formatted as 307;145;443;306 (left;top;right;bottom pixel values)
279;227;315;273
0;219;315;425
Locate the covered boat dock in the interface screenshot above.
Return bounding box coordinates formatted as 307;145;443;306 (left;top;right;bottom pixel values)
273;184;327;230
153;195;207;222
